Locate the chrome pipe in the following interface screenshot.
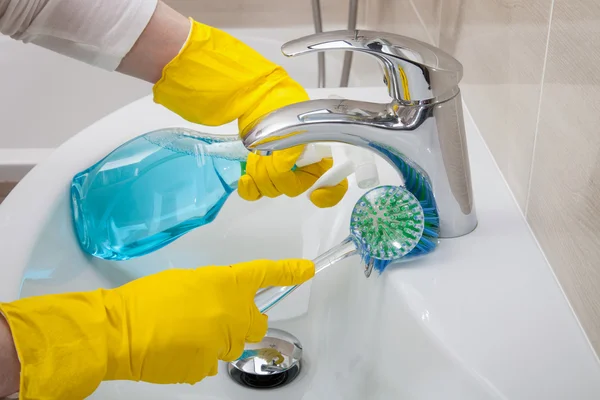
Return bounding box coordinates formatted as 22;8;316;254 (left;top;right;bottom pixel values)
340;0;359;87
311;0;325;88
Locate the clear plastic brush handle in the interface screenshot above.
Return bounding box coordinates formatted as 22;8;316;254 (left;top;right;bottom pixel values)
255;237;358;313
200;139;331;167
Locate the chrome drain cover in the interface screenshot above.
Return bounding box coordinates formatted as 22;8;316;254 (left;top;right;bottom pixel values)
228;328;302;389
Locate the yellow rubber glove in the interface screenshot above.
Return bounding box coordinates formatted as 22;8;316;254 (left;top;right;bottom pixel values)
153;18;347;208
0;259;314;400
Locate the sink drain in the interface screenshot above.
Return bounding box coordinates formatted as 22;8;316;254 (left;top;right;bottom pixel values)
228;363;301;389
228;328;302;390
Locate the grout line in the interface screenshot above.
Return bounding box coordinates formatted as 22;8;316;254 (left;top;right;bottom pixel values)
408;0;435;45
524;0;555;216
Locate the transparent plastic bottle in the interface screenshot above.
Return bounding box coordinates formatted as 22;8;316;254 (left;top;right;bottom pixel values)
71;128;254;260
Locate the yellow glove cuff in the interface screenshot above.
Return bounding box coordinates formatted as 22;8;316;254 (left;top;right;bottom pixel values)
0;291;111;399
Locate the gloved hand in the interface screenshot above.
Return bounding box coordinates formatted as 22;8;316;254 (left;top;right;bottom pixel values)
152;18;348;208
0;259;314;400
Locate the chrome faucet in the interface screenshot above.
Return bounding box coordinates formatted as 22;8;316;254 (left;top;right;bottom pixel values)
242;31;477;238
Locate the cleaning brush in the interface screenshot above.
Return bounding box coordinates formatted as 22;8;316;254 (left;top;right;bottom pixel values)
253;185;439;314
369;143;440;265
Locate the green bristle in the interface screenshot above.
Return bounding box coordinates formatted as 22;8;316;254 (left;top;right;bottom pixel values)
350;186;425;261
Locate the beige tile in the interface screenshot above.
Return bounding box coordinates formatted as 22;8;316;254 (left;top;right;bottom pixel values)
435;0;551;209
164;0;353;28
360;0;431;43
527;0;600;354
412;0;442;45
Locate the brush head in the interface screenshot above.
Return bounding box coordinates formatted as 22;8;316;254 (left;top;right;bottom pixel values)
350;186;425;265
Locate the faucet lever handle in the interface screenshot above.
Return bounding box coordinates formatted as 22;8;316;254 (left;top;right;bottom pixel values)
281;30;463;103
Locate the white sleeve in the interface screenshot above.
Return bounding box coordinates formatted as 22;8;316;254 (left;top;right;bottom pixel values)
0;0;159;71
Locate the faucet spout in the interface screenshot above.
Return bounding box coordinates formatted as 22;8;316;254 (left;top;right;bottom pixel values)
242;96;477;238
243;98;397;150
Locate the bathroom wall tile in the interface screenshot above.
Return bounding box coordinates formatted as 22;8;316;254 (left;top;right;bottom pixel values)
426;0;552;209
360;0;431;43
166;0;430;42
164;0;354;28
527;0;600;354
412;0;442;45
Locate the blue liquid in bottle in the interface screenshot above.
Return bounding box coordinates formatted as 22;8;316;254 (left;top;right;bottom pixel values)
71;129;244;260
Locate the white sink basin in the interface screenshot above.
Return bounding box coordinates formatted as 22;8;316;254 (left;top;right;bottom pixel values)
0;87;599;399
